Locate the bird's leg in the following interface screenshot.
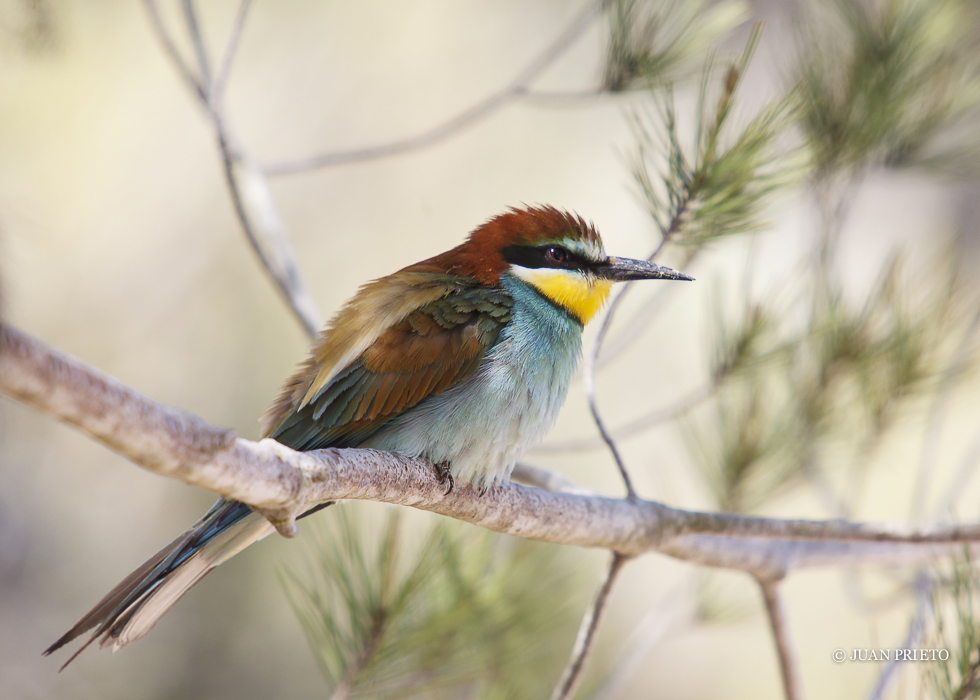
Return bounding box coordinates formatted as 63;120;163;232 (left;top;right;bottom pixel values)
432;461;454;495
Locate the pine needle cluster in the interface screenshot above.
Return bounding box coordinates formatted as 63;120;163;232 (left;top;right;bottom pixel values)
797;0;980;175
924;554;980;700
629;27;802;248
281;507;582;699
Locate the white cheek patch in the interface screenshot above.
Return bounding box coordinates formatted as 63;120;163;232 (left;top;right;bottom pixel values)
510;265;577;286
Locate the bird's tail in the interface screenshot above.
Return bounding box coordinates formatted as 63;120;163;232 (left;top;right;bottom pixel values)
44;499;272;669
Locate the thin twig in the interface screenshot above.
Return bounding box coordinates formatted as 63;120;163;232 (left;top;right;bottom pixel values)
758;577;805;700
217;141;323;337
591;577;693;700
263;0;612;176
533;381;714;454
550;553;630;700
583;328;636;497
865;572;932;700
511;462;596;495
144;0;323;337
181;0;212;89
595;248;698;369
210;0;252;104
583;195;692;498
143;0;207;101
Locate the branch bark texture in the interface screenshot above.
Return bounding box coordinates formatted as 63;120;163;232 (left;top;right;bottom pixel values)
4;323;980;575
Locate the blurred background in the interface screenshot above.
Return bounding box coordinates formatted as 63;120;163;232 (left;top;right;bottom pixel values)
2;0;980;698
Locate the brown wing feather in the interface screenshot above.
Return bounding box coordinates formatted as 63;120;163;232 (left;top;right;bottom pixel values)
262;272;455;435
265;274;513;451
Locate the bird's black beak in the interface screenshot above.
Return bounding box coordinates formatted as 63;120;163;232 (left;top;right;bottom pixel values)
595;256;694;282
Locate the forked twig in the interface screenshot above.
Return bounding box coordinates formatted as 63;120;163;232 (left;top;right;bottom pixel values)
144;0;323;337
181;0;212;88
210;0;252;104
143;0;206;101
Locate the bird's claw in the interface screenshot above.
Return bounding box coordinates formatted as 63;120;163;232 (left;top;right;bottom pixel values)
433;462;454;495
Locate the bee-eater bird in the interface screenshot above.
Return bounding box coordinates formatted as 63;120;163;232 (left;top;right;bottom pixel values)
45;205;692;666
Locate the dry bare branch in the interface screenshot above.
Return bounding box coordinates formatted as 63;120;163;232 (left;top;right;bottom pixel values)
758;577;805;700
6;324;980;571
144;0;323;337
262;0;611;176
582;186;693;497
591;578;693;700
210;0;252;104
865;573;931;700
142;0;206;101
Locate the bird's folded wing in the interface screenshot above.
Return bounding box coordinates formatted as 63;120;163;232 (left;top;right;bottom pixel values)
264;273;513;451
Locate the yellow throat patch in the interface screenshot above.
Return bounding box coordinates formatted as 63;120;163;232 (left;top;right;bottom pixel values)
513;267;612;324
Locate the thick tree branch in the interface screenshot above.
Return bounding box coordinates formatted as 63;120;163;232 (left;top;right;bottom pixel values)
5;323;980;569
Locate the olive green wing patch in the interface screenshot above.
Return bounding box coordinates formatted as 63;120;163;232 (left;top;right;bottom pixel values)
269;285;513;451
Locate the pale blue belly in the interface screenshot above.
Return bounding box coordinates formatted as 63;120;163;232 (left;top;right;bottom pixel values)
363;274;583;488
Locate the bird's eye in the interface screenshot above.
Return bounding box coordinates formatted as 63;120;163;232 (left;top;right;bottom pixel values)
547;246;567;263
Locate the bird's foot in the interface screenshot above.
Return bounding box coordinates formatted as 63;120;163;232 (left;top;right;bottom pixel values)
433;462;455;495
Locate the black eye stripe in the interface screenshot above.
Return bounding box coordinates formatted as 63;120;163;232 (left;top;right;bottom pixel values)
501;244;596;271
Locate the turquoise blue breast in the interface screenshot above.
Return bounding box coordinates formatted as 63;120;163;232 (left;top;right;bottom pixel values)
363;272;584;487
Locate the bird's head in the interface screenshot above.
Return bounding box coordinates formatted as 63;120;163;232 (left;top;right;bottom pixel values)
424;205;693;324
